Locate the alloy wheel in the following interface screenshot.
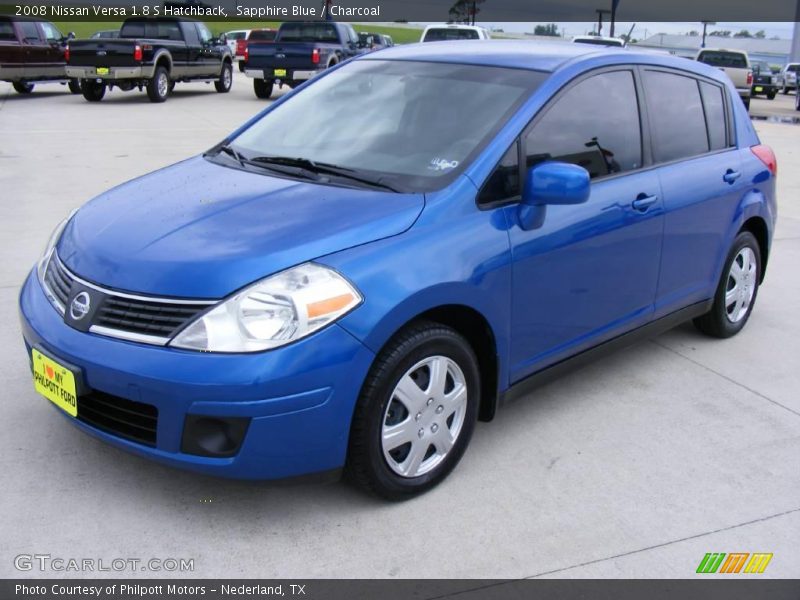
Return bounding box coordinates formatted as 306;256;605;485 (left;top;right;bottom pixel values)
725;247;757;323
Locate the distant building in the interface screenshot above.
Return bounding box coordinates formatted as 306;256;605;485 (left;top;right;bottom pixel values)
633;34;791;66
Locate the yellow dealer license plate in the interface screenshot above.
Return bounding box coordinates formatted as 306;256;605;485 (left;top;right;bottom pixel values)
96;67;109;75
274;68;287;77
32;349;77;417
754;86;763;92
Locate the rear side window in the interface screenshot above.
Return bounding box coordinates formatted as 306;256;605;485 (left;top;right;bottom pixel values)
643;71;709;163
0;20;15;41
524;70;642;179
697;51;747;69
424;28;480;42
699;81;728;151
19;21;40;42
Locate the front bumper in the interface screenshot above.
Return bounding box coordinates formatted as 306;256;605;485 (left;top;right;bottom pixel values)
66;66;151;80
19;271;374;480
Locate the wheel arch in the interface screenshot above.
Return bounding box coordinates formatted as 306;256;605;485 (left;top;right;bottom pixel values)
360;303;502;423
739;215;770;282
153;52;172;73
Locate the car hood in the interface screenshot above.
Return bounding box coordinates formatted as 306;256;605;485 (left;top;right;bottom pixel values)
57;156;424;298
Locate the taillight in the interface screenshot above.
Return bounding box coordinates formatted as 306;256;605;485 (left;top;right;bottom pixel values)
311;48;320;65
134;44;143;62
751;144;777;177
244;45;249;62
64;44;70;63
746;70;753;86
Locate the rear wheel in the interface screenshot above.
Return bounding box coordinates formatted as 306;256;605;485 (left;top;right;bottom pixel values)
81;80;106;102
215;62;233;93
742;96;751;110
766;90;776;100
146;66;170;103
694;231;761;338
796;91;800;111
67;79;82;94
346;322;479;500
13;81;34;94
253;78;273;99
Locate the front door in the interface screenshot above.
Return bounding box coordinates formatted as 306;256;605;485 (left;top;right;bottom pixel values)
506;68;664;382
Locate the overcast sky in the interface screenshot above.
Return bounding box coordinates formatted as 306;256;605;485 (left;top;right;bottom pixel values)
484;22;797;39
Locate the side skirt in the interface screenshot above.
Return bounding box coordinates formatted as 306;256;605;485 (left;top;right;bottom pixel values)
500;300;713;406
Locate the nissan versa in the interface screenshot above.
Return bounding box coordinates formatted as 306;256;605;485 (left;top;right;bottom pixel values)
19;42;777;499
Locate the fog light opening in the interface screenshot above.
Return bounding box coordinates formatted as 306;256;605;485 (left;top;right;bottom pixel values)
181;415;250;458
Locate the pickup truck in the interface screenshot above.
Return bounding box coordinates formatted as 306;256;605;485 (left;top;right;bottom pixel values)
782;62;799;94
750;60;780;100
66;17;233;103
244;21;362;99
0;16;81;94
696;48;752;110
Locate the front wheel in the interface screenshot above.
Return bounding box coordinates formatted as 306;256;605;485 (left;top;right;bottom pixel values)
146;66;170;103
81;80;106;102
67;79;82;94
13;81;34;94
796;92;800;111
215;62;233;93
694;231;761;338
253;78;273;99
346;322;480;500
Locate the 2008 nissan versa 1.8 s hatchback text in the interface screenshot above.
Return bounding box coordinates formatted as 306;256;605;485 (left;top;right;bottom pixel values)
20;42;777;500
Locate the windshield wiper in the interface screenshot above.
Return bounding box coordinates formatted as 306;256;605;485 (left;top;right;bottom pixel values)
250;156;399;192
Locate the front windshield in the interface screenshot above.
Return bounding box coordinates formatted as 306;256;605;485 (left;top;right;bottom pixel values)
231;60;545;192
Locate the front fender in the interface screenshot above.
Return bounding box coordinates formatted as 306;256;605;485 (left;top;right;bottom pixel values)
320;178;514;390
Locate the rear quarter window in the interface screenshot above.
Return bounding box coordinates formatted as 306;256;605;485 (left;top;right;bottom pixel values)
699;81;728;151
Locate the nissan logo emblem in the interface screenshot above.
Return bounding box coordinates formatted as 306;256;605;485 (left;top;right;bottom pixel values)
69;292;91;321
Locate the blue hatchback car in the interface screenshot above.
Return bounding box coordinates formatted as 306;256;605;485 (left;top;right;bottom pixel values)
20;41;777;499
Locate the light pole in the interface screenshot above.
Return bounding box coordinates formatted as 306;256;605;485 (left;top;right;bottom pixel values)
701;21;716;49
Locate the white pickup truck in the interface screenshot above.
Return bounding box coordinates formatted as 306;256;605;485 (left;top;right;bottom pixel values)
696;48;752;110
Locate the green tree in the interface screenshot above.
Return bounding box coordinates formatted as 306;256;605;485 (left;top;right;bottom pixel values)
533;23;559;37
733;29;752;38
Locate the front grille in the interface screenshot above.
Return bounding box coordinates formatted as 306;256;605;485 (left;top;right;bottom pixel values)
94;296;207;338
77;391;158;447
42;252;214;345
44;256;75;309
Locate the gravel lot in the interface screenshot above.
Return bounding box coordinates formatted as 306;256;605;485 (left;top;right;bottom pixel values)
1;75;798;579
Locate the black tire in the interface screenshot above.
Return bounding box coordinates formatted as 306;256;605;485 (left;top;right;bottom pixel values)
742;97;750;111
81;80;106;102
13;81;34;94
766;91;776;100
215;61;233;93
346;321;480;500
67;79;82;94
253;78;273;99
146;66;170;103
782;86;789;95
168;81;176;94
796;92;800;112
694;231;761;339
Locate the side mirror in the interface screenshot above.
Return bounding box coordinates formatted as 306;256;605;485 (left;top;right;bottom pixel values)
518;162;590;230
67;32;76;40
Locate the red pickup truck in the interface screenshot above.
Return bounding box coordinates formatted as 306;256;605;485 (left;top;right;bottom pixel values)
0;16;81;94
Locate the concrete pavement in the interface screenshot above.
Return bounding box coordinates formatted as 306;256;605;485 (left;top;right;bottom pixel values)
0;77;798;579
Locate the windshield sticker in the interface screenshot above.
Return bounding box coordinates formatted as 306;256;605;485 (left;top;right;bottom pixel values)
429;157;460;172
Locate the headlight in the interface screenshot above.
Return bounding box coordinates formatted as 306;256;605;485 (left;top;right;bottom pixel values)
170;263;362;353
37;209;77;283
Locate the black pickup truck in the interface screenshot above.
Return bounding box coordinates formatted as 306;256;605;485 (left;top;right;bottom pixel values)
244;21;363;99
0;16;81;94
66;17;233;103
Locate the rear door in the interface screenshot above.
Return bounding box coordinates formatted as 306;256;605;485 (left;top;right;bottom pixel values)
17;19;48;79
506;68;664;380
640;68;746;317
